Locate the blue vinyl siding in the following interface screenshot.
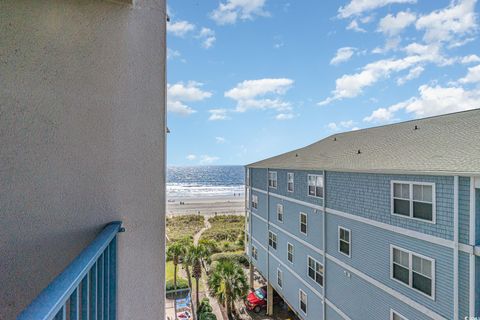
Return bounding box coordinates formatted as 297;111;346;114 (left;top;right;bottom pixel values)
326;171;454;240
251;168;267;190
326;213;452;318
458;252;470;319
251;190;268;220
458;177;471;244
476;256;480;316
476;189;480;245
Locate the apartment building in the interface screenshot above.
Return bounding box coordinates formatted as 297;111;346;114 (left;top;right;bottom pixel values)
245;109;480;320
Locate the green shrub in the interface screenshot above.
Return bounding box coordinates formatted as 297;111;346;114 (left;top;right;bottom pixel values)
210;252;249;267
199;312;217;320
165;278;189;291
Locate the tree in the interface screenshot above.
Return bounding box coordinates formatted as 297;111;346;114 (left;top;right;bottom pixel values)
207;258;248;318
185;243;209;311
178;238;197;320
167;241;187;320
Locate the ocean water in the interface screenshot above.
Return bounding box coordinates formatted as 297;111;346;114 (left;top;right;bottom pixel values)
167;166;245;199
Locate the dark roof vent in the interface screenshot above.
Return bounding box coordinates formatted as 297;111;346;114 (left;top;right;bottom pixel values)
295;153;298;157
333;137;337;141
414;125;418;130
357;149;361;154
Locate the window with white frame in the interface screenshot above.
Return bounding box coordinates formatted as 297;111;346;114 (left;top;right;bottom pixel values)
252;194;258;209
287;243;294;263
308;174;323;198
391;246;434;298
269;231;277;250
338;227;351;257
307;257;323;286
268;171;277;188
391;310;408;320
392;181;435;222
300;212;307;235
299;290;307;314
277;204;284;222
287;172;294;192
252;245;258;260
277;269;283;288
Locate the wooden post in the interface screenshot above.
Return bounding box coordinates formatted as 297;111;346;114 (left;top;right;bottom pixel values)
266;283;273;316
249;264;254;290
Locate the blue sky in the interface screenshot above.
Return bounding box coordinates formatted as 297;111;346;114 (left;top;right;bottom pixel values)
167;0;480;166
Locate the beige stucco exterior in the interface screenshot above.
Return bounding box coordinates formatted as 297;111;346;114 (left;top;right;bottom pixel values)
0;0;166;319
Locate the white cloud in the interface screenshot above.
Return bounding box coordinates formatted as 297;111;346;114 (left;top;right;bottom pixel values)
210;0;269;25
338;0;417;18
186;154;197;161
372;37;401;54
208;109;230;121
327;120;356;131
459;64;480;83
167;48;181;60
215;136;226;143
330;47;356;65
225;78;293;100
168;81;212;115
415;0;477;44
378;11;416;36
275;113;295;120
397;65;424;85
197;28;216;49
200;155;220;164
167;20;195;37
366;84;480;121
346;20;366;32
461;54;480;64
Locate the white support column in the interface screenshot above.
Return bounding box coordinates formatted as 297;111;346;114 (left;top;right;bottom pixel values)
469;177;476;317
453;176;459;320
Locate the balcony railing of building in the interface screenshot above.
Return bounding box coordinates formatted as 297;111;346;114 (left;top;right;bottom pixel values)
18;221;124;320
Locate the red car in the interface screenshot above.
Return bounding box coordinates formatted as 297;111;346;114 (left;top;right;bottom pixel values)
244;286;282;313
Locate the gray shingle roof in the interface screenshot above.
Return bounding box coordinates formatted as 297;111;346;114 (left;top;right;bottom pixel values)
247;109;480;175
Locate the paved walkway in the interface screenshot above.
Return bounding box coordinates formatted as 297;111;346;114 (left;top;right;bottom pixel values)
194;215;225;320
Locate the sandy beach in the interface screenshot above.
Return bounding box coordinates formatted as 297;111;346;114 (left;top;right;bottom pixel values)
167;195;245;217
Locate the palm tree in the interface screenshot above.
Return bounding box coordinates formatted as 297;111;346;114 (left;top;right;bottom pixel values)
208;258;248;318
167;241;187;320
178;238;196;320
185;243;209;311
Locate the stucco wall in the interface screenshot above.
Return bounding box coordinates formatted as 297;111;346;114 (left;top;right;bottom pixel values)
0;1;166;319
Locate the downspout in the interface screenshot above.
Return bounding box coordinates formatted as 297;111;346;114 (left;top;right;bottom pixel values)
453;176;459;320
322;170;326;320
266;168;271;315
469;177;476;316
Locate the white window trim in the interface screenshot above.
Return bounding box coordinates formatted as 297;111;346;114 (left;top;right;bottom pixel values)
338;226;351;258
287;242;294;264
307;255;324;288
277;268;283;288
287;172;294;193
390;244;436;300
268;171;278;189
252;194;258;210
299;289;307;315
390;180;436;224
390;309;408;320
269;231;277;251
277;203;284;223
307;174;324;199
299;212;308;235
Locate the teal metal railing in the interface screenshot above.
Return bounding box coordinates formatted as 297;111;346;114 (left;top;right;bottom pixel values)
18;222;123;320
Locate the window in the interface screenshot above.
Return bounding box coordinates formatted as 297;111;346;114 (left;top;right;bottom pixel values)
268;171;277;188
277;269;283;288
287;243;294;263
269;231;277;250
390;310;408;320
246;188;250;209
252;246;258;260
299;290;307;314
338;227;351;257
246;168;250;186
277;204;284;222
308;174;323;198
392;181;435;222
300;212;307;235
287;172;294;192
307;257;323;286
252;194;258;209
391;246;434;298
